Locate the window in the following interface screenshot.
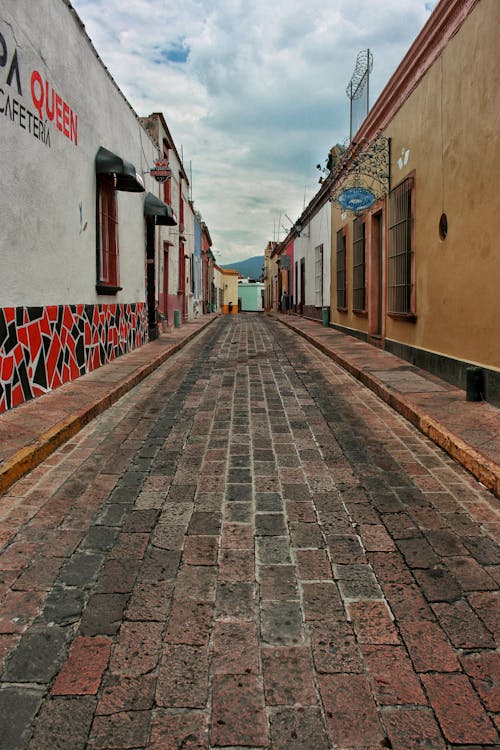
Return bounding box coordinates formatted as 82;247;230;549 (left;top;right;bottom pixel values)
388;176;415;315
96;175;120;292
352;217;366;312
315;244;323;307
336;228;347;310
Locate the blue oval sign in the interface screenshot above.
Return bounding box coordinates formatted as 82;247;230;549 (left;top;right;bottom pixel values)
338;187;376;212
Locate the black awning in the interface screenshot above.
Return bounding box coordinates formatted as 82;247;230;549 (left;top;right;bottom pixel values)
144;192;177;226
95;146;145;192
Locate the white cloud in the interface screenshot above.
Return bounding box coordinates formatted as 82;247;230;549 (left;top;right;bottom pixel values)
72;0;438;263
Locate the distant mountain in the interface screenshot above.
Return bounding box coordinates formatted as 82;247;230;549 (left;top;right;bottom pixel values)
221;255;264;281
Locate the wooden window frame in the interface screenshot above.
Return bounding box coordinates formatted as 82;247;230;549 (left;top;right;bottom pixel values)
96;174;121;294
387;174;416;319
352;216;367;314
314;244;323;308
336;227;347;311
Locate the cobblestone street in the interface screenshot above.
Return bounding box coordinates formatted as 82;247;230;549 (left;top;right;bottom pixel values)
0;314;498;749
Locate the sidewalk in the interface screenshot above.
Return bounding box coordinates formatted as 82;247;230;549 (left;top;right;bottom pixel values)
1;312;499;500
0;315;218;495
275;314;500;500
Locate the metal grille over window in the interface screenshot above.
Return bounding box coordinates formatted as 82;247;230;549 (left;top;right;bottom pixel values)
388;177;414;314
336;230;347;309
315;244;323;308
352;217;366;311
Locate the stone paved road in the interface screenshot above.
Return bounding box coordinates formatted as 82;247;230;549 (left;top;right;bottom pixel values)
0;314;498;749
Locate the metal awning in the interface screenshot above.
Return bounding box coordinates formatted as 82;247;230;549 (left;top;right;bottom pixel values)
95;146;145;192
143;192;177;226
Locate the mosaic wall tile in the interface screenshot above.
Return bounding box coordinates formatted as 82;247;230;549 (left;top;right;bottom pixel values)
0;303;147;414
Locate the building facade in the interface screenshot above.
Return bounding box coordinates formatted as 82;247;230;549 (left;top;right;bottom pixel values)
329;0;500;404
0;0;176;413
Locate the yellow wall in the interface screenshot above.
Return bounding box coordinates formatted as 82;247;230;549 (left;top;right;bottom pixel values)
221;271;239;314
331;0;500;369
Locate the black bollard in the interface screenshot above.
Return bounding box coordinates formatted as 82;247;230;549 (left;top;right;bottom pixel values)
466;367;485;402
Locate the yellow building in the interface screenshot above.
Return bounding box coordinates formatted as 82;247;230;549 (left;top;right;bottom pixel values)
330;0;500;404
218;267;239;314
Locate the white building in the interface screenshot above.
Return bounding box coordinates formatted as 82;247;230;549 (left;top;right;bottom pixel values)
0;0;176;412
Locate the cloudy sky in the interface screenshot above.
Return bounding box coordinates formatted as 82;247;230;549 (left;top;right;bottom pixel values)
72;0;438;264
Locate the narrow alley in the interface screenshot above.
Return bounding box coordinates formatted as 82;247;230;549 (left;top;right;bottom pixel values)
0;314;498;749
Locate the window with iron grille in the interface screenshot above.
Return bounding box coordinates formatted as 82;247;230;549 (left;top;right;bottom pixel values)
388;177;414;314
352;216;366;312
315;244;323;307
336;229;347;309
96;174;120;292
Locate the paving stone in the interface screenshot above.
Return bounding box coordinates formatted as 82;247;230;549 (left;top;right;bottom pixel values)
3;626;69;682
460;651;500;712
216;581;256;618
51;635;111;695
210;673;268;747
156;644;209;708
361;644;426;705
295;549;332;580
467;590;500;638
269;706;329;750
88;710;151;749
382;706;447;750
463;535;500;565
27;695;96;750
0;687;43;750
422;673;498;745
11;556;64;591
289;520;325;548
301;582;343;620
259;565;298;600
261;600;303;645
262;646;317;705
256;537;291;565
318;673;386;748
149;710;208;750
59;551;105;588
399;619;461;672
309;619;364;673
96;673;156;714
80;525;118;552
325;534;365;563
225;484;253;502
165;600;213;645
175;565;217;601
79;593;129;635
347;600;400;644
212;620;260;675
108;621;163;676
359;523;396;551
396;537;440;568
256;492;283;511
255;513;287;537
224;501;253;522
334;563;383;599
219;548;255;581
93;558;138;593
383;582;435;621
183;535;218;565
445;555;498;591
412;566;462;602
432;599;495;648
221;522;254;549
140;548;181;581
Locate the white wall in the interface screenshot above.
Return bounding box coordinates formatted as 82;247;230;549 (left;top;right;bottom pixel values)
0;0;158;307
293;200;331;308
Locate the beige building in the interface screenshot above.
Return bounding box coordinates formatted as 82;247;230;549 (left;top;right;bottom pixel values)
329;0;500;404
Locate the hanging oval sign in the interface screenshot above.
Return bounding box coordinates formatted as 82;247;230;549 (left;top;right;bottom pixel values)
150;160;172;183
338;186;376;212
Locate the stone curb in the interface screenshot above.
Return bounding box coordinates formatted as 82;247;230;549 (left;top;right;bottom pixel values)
0;317;217;495
277;316;500;498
